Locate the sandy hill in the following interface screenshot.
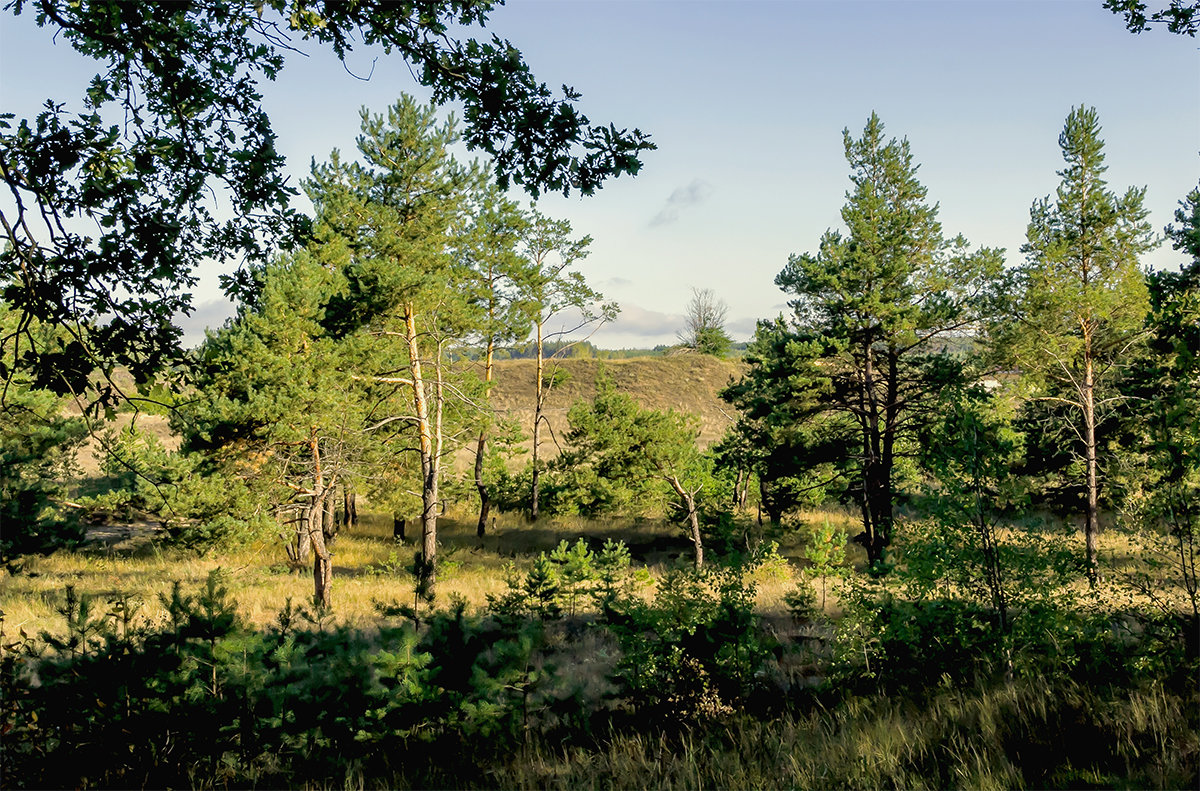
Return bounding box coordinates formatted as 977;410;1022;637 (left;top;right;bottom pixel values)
487;354;745;452
69;355;746;476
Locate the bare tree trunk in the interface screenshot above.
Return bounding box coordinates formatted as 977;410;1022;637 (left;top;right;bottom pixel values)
405;304;438;599
475;340;495;538
393;514;406;542
668;475;704;570
531;320;544;521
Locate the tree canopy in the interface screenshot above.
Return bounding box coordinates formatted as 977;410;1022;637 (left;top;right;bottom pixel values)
0;0;653;396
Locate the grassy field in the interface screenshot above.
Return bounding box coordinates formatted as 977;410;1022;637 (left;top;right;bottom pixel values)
0;500;1171;641
0;506;843;639
4;505;1197;790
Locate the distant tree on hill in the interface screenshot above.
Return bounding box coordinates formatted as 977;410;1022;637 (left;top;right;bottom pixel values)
679;288;732;357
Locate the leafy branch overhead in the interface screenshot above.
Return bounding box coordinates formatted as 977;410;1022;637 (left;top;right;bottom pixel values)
0;0;653;392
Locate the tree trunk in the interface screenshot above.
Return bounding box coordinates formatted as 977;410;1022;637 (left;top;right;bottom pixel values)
310;496;333;610
760;476;782;524
475;340;495;538
393;514;406;542
343;486;357;531
668;475;704;570
322;492;338;543
429;334;447;594
405;304;438;599
857;340;892;569
531;320;545;521
1083;353;1100;586
295;512;312;563
308;431;333;609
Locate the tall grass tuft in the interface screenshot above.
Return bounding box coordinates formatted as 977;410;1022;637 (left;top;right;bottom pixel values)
491;678;1198;790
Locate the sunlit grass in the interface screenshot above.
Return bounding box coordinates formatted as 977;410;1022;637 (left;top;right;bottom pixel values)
1;503;1186;640
0;508;726;636
487;678;1199;790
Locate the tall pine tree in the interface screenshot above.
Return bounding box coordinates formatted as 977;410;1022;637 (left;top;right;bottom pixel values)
305;96;482;598
726;113;1003;566
999;106;1156;585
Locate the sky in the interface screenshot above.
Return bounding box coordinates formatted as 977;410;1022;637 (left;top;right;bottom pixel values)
1;0;1197;348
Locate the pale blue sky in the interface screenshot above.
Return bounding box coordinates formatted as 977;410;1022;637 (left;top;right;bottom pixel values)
2;0;1197;347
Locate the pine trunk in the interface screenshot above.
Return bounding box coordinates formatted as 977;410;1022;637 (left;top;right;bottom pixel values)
310;497;333;610
322;493;337;542
429;335;447;594
475;341;495;538
668;475;704;569
531;320;544;521
308;432;333;609
343;487;357;531
295;514;312;563
405;304;438;599
1083;353;1100;586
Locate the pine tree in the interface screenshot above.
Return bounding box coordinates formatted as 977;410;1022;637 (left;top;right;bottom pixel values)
512;209;617;520
727;114;1003;566
1000;106;1157;585
305;96;482;599
562;370;709;568
460;187;531;538
178;252;368;607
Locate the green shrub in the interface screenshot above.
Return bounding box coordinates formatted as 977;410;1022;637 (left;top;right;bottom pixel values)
0;386;88;562
80;424;273;549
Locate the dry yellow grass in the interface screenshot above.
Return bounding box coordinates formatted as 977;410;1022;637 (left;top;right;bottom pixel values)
4;494;1181;644
0;509;745;638
486;355;745;452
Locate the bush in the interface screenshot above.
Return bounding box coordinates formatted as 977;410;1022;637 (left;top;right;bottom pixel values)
80;424;273;549
0;575;575;789
0;386;88;562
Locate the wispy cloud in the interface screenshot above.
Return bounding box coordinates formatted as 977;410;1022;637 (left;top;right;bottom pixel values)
649;179;713;227
612;303;684;336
